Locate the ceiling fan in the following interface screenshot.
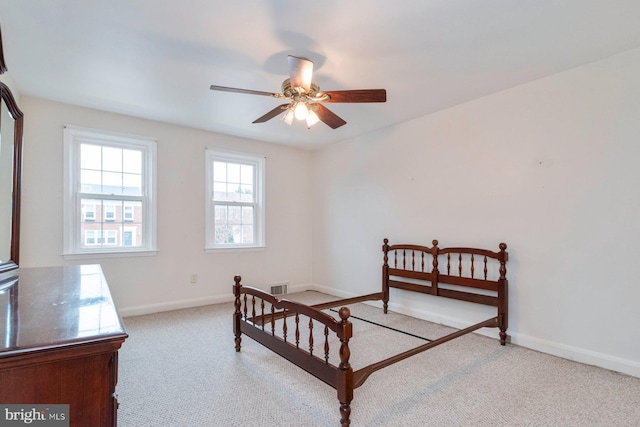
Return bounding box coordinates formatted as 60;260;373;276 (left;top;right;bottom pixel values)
210;55;386;129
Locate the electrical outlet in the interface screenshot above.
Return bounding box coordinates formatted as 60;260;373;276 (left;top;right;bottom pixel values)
190;274;198;284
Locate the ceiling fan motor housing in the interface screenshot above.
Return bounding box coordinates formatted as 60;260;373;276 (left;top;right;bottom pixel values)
281;78;327;101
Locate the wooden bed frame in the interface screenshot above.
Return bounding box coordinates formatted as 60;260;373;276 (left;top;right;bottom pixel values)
233;238;508;426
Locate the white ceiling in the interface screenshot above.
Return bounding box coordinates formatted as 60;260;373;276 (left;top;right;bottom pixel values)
2;1;640;149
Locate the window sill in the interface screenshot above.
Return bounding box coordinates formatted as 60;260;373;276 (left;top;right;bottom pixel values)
62;249;159;260
205;246;265;254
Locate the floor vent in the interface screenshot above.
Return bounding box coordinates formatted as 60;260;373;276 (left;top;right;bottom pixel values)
270;282;288;295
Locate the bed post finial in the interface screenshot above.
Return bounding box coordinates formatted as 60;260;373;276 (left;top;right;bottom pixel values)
337;307;353;427
233;275;242;352
338;306;350;321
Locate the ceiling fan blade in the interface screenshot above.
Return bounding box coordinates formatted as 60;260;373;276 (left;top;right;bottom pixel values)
210;85;279;97
252;104;290;123
314;104;347;129
288;56;314;94
321;89;387;103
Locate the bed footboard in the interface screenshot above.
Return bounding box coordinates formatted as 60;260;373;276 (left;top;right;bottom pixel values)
233;276;355;426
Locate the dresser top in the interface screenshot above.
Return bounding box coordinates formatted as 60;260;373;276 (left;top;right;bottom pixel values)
0;264;127;356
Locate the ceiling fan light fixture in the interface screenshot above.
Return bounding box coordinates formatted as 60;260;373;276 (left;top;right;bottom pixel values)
306;108;320;128
294;101;308;120
282;107;295;125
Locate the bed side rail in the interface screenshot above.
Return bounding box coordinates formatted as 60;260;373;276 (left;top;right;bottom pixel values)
353;316;499;389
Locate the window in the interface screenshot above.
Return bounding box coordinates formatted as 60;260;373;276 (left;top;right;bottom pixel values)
123;205;134;222
104;203;116;222
83;203;96;221
85;230;97;246
205;149;265;250
63;126;157;257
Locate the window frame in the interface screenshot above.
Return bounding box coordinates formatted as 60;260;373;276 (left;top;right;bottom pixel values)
63;125;157;258
205;148;265;251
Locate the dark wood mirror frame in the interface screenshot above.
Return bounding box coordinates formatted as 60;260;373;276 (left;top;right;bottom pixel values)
0;25;24;273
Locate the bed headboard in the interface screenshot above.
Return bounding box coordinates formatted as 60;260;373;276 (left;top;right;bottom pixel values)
382;238;509;343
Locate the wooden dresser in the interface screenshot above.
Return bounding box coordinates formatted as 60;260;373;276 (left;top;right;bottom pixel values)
0;265;128;426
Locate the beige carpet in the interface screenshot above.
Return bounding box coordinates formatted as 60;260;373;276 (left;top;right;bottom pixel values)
117;291;640;426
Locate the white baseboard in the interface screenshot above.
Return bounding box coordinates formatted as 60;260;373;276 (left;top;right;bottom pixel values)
286;283;315;294
509;332;640;378
311;284;640;378
310;284;357;300
119;295;234;317
119;282;316;317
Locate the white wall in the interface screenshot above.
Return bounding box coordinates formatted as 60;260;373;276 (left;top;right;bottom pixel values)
19;97;314;314
14;48;640;377
312;47;640;378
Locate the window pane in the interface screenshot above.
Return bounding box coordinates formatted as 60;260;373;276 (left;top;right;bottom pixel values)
230;225;242;243
242;206;254;224
80;144;101;170
102;171;122;192
240;185;254;202
242;225;254;243
123;225;140;247
122;149;142;174
227;163;240;184
240;164;253;184
214;225;230;244
81;222;102;248
81;199;99;223
122;173;142;196
214;203;232;245
214;205;226;221
102;147;122;172
104;203;116;221
80;170;102;193
213;182;227;201
106;230;117;245
228;206;242;225
229;183;242;202
213;161;226;182
123;201;138;222
83;203;96;220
